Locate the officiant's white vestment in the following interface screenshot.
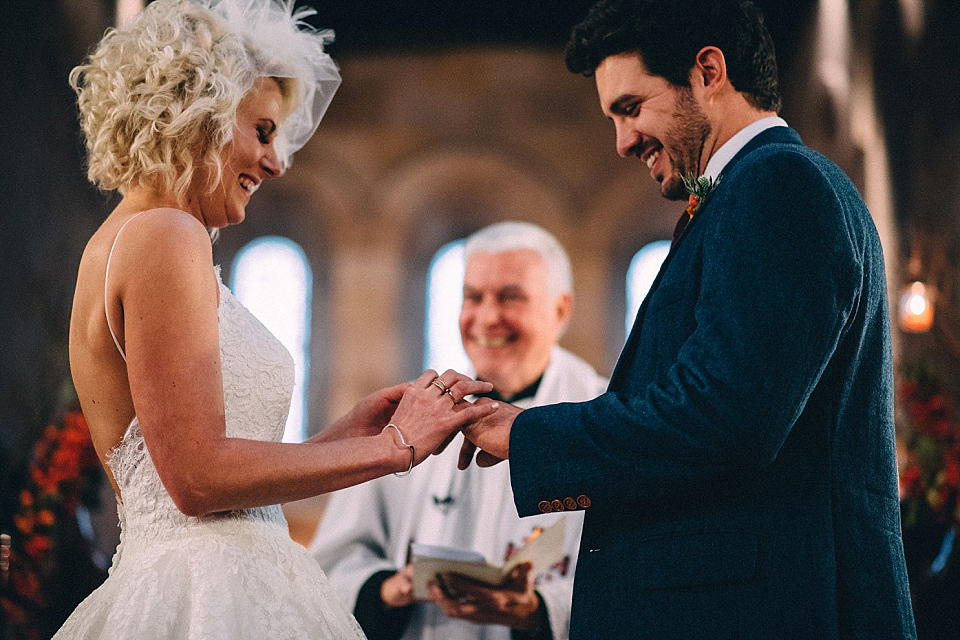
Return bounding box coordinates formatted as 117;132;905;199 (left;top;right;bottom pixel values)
310;346;607;640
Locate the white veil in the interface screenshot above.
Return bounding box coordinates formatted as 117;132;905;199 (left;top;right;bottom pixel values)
197;0;342;167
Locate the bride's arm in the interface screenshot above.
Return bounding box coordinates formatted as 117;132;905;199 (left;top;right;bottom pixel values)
117;211;494;517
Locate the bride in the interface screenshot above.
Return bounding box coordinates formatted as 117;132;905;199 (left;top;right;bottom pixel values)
56;0;497;637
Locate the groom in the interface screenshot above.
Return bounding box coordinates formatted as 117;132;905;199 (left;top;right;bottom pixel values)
459;0;917;637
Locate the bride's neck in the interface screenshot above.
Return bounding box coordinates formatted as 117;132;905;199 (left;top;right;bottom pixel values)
116;183;200;223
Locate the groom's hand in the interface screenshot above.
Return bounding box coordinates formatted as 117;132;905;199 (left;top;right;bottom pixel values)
457;400;521;469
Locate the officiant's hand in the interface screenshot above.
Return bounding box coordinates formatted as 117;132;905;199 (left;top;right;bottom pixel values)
381;564;415;609
427;562;544;632
457;400;522;469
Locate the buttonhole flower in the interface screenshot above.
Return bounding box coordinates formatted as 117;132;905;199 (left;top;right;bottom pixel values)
681;173;722;218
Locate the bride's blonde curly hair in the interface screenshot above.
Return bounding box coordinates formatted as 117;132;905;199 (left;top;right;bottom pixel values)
70;0;272;200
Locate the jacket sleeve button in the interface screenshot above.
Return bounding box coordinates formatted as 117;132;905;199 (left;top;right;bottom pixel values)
538;500;553;513
551;499;565;512
563;497;578;510
576;495;592;508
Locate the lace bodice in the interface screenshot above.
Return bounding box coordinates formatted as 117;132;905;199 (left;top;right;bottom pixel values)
107;273;295;544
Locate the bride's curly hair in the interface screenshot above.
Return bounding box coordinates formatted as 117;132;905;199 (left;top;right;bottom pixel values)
70;0;279;200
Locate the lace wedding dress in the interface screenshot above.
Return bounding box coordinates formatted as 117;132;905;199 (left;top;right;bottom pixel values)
54;269;365;639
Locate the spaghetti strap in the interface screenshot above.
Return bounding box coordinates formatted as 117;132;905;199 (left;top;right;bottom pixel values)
104;212;144;362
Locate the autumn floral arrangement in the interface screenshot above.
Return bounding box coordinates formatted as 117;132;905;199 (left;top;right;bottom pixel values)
898;360;960;531
1;409;104;639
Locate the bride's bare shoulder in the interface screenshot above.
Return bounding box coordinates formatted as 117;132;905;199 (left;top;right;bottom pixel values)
120;207;209;244
102;208;211;264
84;207;208;254
76;207;216;310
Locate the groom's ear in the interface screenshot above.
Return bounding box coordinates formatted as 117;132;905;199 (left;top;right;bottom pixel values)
690;46;728;101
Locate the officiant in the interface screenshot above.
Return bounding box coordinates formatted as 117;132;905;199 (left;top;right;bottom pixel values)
309;221;607;640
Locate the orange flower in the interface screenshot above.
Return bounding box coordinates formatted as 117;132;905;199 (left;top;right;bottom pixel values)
686;194;698;217
35;509;55;527
19;489;33;507
14;514;33;535
31;467;57;493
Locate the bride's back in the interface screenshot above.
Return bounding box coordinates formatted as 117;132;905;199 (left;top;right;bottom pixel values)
70;211;140;497
69;205;218;498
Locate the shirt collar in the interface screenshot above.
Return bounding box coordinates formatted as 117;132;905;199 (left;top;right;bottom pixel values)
703;116;788;180
474;374;543;404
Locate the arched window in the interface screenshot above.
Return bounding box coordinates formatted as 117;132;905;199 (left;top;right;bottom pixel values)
231;236;312;443
625;240;671;334
423;240;470;374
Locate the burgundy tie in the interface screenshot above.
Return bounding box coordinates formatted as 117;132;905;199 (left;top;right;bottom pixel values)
671;194;698;247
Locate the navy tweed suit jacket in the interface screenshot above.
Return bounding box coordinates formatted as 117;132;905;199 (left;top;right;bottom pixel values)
508;127;916;638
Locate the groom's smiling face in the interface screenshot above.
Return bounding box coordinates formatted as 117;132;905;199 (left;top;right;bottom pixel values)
595;52;711;201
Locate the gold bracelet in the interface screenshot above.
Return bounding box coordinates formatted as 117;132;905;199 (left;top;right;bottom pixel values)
384;423;415;477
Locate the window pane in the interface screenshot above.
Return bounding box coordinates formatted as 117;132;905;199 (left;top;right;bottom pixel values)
231;237;312;443
424;240;470;375
626;240;671;334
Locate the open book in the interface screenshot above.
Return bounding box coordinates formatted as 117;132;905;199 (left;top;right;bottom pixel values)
410;516;567;600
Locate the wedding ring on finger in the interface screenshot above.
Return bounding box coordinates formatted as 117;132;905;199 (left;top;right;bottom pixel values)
431;377;449;393
443;387;456;405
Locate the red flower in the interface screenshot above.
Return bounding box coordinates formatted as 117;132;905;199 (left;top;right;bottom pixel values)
0;596;27;625
909;394;955;438
899;465;923;498
4;406;103;635
24;535;52;558
12;568;42;602
898;362;960;528
944;452;960;488
900;380;919;400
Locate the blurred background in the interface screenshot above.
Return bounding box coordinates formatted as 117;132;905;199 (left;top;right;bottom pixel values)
1;0;958;636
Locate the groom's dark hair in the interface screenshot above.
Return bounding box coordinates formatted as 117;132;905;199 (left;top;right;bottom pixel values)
565;0;782;113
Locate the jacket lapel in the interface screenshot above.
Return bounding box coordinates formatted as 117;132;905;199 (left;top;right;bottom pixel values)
609;126;804;391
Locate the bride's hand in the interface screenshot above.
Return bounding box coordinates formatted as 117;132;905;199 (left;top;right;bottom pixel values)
314;382;409;443
386;369;496;465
